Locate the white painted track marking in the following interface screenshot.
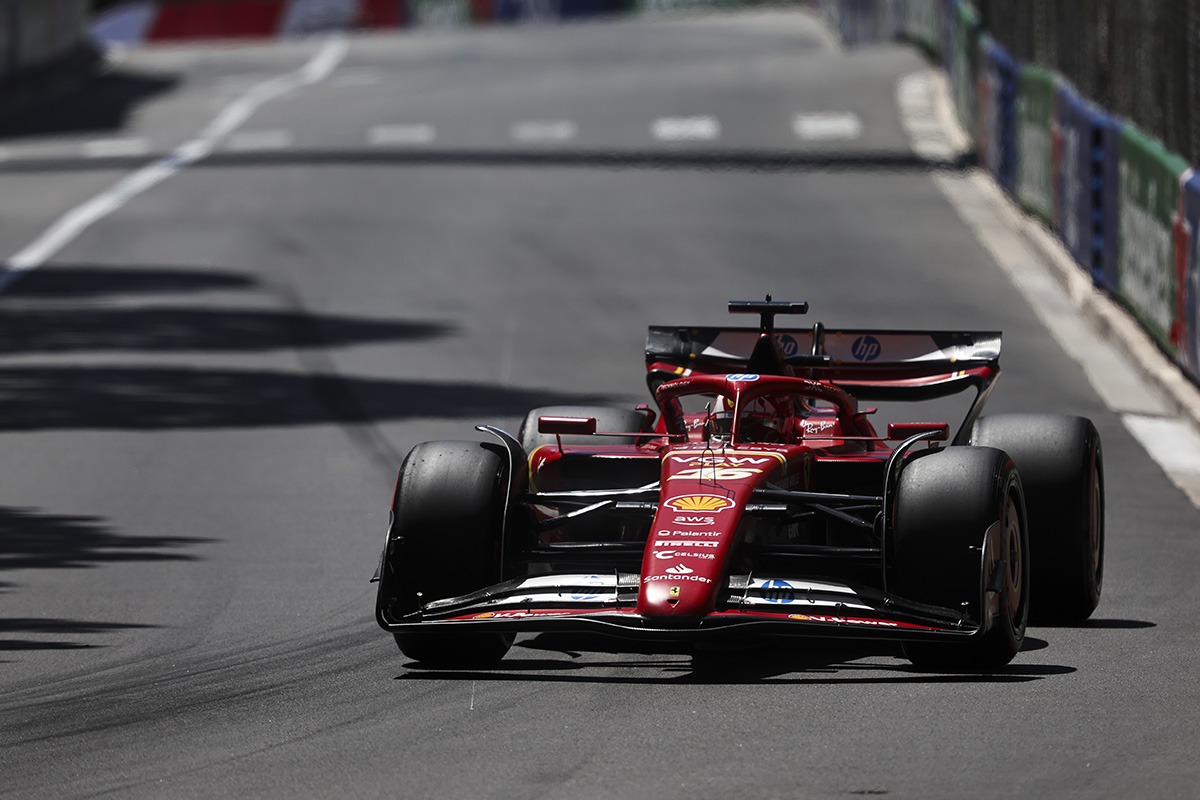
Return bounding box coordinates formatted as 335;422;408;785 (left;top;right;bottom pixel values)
226;129;294;151
368;124;436;146
0;36;347;292
1124;416;1200;473
83;138;150;158
652;116;720;141
792;112;862;140
511;120;577;143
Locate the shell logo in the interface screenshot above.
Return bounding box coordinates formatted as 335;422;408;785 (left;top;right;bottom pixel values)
665;494;734;512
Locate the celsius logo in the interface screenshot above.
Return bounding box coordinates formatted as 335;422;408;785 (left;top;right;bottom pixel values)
851;335;882;362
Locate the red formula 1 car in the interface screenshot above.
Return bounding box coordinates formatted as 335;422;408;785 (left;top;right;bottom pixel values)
373;300;1104;670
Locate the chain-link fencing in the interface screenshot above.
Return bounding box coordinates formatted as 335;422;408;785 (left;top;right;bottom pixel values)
976;0;1199;168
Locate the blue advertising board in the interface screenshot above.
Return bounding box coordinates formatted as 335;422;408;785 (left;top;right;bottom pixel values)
1099;117;1123;292
976;36;1015;192
1054;83;1115;287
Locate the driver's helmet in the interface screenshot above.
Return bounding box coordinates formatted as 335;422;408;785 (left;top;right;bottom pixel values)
708;396;735;440
739;393;794;443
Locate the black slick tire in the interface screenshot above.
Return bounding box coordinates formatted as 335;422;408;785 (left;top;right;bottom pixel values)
891;446;1030;670
970;414;1104;623
384;440;514;666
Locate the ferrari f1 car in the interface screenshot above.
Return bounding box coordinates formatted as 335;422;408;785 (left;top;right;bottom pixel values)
373;300;1104;670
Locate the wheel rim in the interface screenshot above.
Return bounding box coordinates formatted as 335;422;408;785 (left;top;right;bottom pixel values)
1088;453;1104;586
1002;491;1024;626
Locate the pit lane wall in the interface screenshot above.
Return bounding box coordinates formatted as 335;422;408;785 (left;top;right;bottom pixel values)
817;0;1200;387
0;0;92;93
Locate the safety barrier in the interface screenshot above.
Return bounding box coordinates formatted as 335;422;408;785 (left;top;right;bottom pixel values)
1113;126;1190;356
1014;63;1053;222
1053;83;1114;287
1180;174;1200;377
817;0;1200;387
975;35;1013;193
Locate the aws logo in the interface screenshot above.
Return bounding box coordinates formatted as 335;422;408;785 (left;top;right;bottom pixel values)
664;495;734;512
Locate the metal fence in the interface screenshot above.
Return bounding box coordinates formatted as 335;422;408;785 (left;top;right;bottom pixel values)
976;0;1200;168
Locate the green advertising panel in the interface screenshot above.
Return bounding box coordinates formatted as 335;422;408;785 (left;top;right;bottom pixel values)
1116;126;1191;353
1016;65;1056;222
950;1;979;136
411;0;470;27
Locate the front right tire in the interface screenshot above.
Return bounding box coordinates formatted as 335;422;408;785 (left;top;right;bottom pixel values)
379;440;515;666
891;446;1030;670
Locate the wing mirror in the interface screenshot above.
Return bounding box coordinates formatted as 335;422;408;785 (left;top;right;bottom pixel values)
887;422;949;441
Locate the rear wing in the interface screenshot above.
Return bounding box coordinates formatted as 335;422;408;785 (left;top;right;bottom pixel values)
645;326;1002;401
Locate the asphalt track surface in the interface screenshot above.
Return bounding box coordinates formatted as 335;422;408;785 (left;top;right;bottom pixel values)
1;10;1198;799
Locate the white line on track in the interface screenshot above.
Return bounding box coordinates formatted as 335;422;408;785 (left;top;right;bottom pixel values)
83;138;150;158
0;36;347;292
792;112;862;140
511;120;577;143
368;124;436;146
226;129;294;151
652;116;720;141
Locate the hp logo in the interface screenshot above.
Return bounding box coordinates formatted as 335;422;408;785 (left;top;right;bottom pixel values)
762;580;796;604
851;335;882;362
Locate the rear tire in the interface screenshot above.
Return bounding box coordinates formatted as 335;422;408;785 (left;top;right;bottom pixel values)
518;405;648;454
383;441;515;666
892;447;1029;670
970;414;1103;623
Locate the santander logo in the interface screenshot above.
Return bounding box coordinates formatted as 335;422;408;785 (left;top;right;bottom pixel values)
665;563;694;575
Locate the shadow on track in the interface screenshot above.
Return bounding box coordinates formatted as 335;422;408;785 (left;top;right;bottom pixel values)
394;633;1077;685
0;148;977;175
0;368;615;431
0;265;256;298
0;68;179;141
0;264;454;354
0;618;158;652
0;263;615;431
0;307;455;354
0;506;210;570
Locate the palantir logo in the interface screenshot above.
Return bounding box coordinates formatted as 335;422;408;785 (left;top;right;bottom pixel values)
851;335;881;362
